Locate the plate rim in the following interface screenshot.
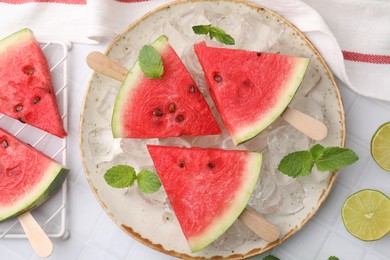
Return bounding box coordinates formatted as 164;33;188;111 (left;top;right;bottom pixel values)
79;0;346;259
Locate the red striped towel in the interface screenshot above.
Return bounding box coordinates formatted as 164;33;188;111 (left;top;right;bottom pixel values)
0;0;389;100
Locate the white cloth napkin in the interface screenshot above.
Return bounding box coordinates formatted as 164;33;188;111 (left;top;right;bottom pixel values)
0;0;389;101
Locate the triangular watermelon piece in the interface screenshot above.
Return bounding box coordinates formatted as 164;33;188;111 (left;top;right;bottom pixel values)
194;42;310;145
147;145;262;252
111;36;221;138
0;29;67;138
0;127;69;221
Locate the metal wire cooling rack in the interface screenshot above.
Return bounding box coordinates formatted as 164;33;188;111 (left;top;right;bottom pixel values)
0;41;69;239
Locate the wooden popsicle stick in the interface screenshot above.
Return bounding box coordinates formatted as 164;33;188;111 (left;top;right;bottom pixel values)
86;51;327;141
18;211;53;258
281;106;328;141
87;51;281;242
239;206;280;242
86;51;128;81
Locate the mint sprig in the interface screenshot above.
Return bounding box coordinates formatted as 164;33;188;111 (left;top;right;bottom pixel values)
104;165;161;194
192;24;235;45
138;45;164;78
278;144;359;178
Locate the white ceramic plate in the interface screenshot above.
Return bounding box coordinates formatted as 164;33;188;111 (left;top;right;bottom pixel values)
79;0;345;258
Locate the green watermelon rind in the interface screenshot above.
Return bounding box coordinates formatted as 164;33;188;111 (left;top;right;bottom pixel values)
233;58;310;145
111;35;169;138
188;152;262;252
0;28;33;54
0;163;69;222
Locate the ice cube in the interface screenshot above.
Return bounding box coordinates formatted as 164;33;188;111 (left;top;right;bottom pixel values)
248;150;283;214
290;96;324;122
88;127;121;164
96;153;128;175
242;130;269;152
120;138;158;171
299;167;330;184
249;186;283;215
295;64;322;97
267;125;310;156
170;7;210;42
212;221;249;250
182;45;204;77
136;185;168;209
186;135;222;149
159;137;191;148
277;182;305;215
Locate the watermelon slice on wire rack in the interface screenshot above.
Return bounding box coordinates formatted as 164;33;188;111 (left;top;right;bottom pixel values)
147;145;262;252
111;35;221;139
194;41;310;145
0;28;67;138
0;127;69;222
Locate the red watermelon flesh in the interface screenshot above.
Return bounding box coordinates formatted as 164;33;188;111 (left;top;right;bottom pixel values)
147;145;262;252
194;42;310;145
0;28;66;138
111;35;221;138
0;127;69;221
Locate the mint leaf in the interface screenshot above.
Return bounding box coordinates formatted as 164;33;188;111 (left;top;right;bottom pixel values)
263;255;280;260
316;147;359;171
137;170;162;194
192;24;235;45
192;24;211;35
278;150;314;177
209;26;235;45
278;145;359;178
138;45;163;78
104;165;136;188
328;257;339;260
310;143;325;160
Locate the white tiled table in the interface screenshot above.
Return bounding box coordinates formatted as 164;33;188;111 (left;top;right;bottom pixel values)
1;42;390;260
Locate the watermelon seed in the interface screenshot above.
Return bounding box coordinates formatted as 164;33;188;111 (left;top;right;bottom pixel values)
2;140;8;148
23;66;35;75
179;161;185;168
243;81;251;87
214;74;222;83
168;103;176;113
153;109;163;117
189;85;196;93
18;117;26;123
15;105;23;112
33;97;41;104
208;162;215;169
256;52;262;57
175;115;185;123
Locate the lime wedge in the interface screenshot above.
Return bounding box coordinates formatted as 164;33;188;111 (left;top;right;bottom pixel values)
342;189;390;241
371;122;390;171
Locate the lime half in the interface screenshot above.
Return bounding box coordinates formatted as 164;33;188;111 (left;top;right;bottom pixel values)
371;122;390;171
342;189;390;241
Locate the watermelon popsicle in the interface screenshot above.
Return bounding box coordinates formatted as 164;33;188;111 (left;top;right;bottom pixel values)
0;29;67;138
0;127;69;256
86;50;327;142
146;145;279;252
110;35;221;139
194;41;327;145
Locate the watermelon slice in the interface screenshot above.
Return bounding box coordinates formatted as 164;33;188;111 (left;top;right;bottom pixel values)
147;145;262;252
111;35;221;138
0;127;69;221
0;28;66;138
194;42;310;145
